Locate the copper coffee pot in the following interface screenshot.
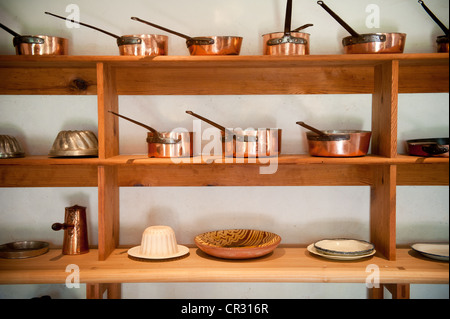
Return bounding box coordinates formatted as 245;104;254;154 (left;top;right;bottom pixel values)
52;205;89;255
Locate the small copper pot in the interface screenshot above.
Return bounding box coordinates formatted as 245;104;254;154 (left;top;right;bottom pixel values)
117;34;168;56
343;33;407;54
52;205;89;255
305;130;372;157
187;36;243;56
262;32;310;55
223;129;282;158
147;131;194;158
13;35;68;55
437;36;449;53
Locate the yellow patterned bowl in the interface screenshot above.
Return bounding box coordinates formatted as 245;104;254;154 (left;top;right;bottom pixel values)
194;229;281;259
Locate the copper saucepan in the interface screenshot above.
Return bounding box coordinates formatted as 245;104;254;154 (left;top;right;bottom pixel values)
131;17;243;56
263;0;313;56
406;138;449;157
0;22;68;55
297;122;372;157
317;1;406;54
186;111;281;158
109;111;193;158
418;0;449;53
45;12;168;56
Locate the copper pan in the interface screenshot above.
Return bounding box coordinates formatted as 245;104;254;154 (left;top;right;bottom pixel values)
263;0;312;56
317;1;406;54
297;122;371;157
406;138;449;157
0;22;68;55
109;111;193;158
131;17;242;55
45;12;168;56
418;1;449;53
186;111;281;158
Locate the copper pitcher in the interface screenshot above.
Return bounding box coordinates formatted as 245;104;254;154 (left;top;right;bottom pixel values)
52;205;89;255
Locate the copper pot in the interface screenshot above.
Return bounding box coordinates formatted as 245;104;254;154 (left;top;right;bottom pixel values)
418;1;449;53
186;111;281;158
45;12;168;56
263;0;312;56
131;17;243;56
406;138;449;157
297;122;371;157
1;22;68;55
117;34;168;56
147;131;193;158
437;36;449;53
109;111;193;158
317;1;406;54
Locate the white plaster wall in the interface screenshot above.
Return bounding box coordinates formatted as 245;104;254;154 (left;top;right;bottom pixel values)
0;0;448;299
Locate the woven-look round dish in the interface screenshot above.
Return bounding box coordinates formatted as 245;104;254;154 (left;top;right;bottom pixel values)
194;229;281;259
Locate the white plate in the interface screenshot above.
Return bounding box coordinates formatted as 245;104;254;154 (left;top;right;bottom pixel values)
314;238;374;256
307;244;375;260
411;243;449;261
128;245;190;260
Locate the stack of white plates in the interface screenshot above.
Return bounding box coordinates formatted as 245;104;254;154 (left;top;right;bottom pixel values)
307;238;376;260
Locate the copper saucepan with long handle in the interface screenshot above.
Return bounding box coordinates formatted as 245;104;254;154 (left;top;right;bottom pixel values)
0;22;68;55
131;17;243;56
45;12;168;56
263;0;313;55
406;137;449;157
109;111;193;158
317;1;406;54
186;111;281;158
418;0;449;53
297;121;372;157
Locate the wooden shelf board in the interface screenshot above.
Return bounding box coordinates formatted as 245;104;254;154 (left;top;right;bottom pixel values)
0;54;447;95
0;247;447;285
0;155;447;187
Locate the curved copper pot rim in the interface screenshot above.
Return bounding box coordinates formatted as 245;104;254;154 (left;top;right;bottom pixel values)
262;31;310;37
119;34;168;40
13;35;68;45
186;36;243;47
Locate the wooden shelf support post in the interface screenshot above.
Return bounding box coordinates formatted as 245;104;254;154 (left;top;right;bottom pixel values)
370;60;399;261
97;62;120;261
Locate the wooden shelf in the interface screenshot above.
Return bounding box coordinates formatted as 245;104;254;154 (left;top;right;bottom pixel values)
1;155;447;187
0;247;447;285
0;54;448;95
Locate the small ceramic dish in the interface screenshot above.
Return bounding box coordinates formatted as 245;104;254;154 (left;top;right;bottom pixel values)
307;244;375;260
194;229;281;259
0;241;49;259
411;243;449;261
314;238;375;256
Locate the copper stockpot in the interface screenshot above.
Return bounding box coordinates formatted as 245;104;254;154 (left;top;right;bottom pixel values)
318;1;406;54
263;0;312;56
297;122;371;157
131;17;243;56
263;31;310;55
